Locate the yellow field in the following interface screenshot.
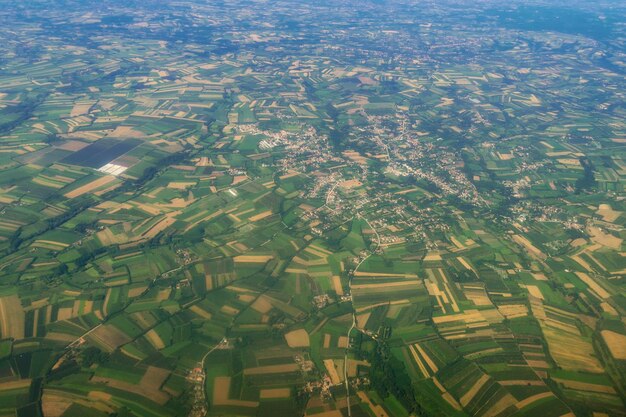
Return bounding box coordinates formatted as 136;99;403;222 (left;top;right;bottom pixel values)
588;226;622;249
251;296;273;314
357;391;389;417
512;235;545;259
323;359;342;385
41;392;74;417
248;210;273;222
337;336;348;349
542;327;603;373
408;344;430;377
64;175;116;198
0;294;25;339
234;255;274;263
497;304;528;319
553;378;616;394
514;392;554;410
525;285;544;300
331;275;343;296
351;280;420;290
423;253;443;261
167;181;196;189
575;272;610;299
284;329;310;348
460;374;490;406
601;330;626;359
0;379;31;390
596;204;622;223
352;271;413;277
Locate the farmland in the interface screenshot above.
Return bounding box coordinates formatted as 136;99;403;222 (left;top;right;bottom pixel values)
0;0;625;416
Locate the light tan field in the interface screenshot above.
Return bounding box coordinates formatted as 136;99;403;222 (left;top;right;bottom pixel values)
497;304;528;319
409;345;430;377
482;393;518;417
285;329;310;348
460;374;490;406
352;271;412;277
285;268;307;274
141;215;177;239
167;181;196;189
415;343;438;373
212;376;259;407
251;296;273;314
332;275;343;296
588;226;622;249
432;309;487;325
70;102;93;117
357;391;389;417
339;179;362;189
463;287;492;307
211;376;230;404
323;333;331;349
601;330;626;359
57;307;73;321
56;140;89;151
220;305;239;315
248;210;273;222
351;280;420;290
128;285;147;298
88;391;112;402
337;336;348;349
575;272;610;299
557;158;581;166
553;378;616;394
110;125;145;137
305;244;332;257
278;170;301;180
343;150;368;165
182;209;224;232
356;312;371;328
543;327;603;373
512;235;545;259
0;294;25;339
64;175;116;198
324;359;342;385
600;302;618;316
234;255;273;263
526;285;544;300
292;255;327;267
515;392;554;410
145;329;165;349
423;253;442;261
41;392;74;417
570;254;594;273
0;379;31;390
597;204;622;223
457;256;476;272
34;240;69;249
259;388;291;399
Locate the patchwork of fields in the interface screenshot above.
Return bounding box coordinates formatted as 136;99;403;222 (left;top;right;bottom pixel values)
0;1;625;417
